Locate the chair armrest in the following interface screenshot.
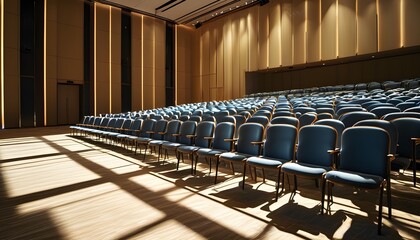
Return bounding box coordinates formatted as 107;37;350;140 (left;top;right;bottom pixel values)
158;131;166;135
146;131;155;134
172;133;181;136
387;154;395;161
186;135;196;138
411;137;420;145
203;136;214;140
328;149;340;155
224;138;237;142
251;141;264;146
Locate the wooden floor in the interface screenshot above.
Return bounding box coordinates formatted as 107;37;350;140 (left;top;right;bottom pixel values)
0;126;419;240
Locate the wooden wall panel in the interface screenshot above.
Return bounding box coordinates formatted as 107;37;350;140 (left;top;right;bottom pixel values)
46;0;58;126
215;19;224;90
3;0;19;127
307;0;320;62
281;0;292;66
231;16;240;99
223;17;232;100
154;19;165;108
258;4;269;69
268;1;281;68
142;16;154;109
176;25;193;105
95;4;110;115
292;0;305;65
248;7;258;71
110;7;121;113
378;0;400;51
357;0;377;54
131;13;142;110
338;0;356;57
403;0;420;47
321;0;337;60
239;11;248;97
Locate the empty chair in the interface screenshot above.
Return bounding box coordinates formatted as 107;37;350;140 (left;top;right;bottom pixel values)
354;119;398;155
396;102;416;111
387;98;404;106
293;107;316;115
382;112;420;121
253;110;272;119
195;122;236;174
177;121;216;174
244;124;298;200
189;115;202;123
336;106;365;118
323;126;393;234
316;112;333;120
233;115;247;138
179;115;190;122
281;125;337;200
391;118;420;186
314;119;345;149
246;115;269;128
405;106;420;113
365;103;394;112
272;111;295;118
316;107;335;115
203;115;216;122
298;112;317;128
134;119;159;155
370;106;400;119
148;120;181;161
339;111;377;128
217;115;236;125
161;121;197;164
216;123;265;184
270;116;299;128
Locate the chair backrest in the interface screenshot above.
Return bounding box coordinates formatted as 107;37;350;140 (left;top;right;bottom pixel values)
93;117;102;126
405;106;420;113
340;126;389;178
296;125;337;167
121;119;133;131
253;110;272;119
387;98;404;106
370;106;400;118
396;102;416;111
153;119;168;140
203;116;216;122
273;111;295;118
236;123;264;155
336;106;365;117
106;118;117;128
246;116;269;127
391;117;420;158
270;116;299;128
293;107;316;115
179;115;190;122
189;115;202;123
212;122;235;151
298;112;317;128
339;111;377;128
113;118;125;131
218;115;236;124
316;107;335;115
129;119;143;135
178;121;197;144
163;120;182;142
99;118;110;127
354;119;398;154
316;112;333;120
314;119;345;148
233;115;247;138
263;124;297;160
194;121;216;148
366;102;394;111
382;112;420;121
140;119;157;138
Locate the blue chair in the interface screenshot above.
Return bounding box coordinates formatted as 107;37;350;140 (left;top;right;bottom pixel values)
177;121;216;174
281;125;337;200
354;119;398;155
116;118;143;149
161;121;197;164
148;120;182;161
246;116;269;128
382;112;420;121
270;116;299;128
196;122;236;174
391;117;420;186
370;106;400;119
216;123;265;184
323;126;393;234
133;119;159;156
244;124;297;200
298;112;317;128
314;119;345;149
338;111;377;128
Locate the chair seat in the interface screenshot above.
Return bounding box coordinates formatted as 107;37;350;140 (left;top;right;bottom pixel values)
196;148;225;157
135;136;152;143
178;145;200;154
219;152;253;162
282;162;331;178
246;156;285;168
161;142;182;150
325;170;384;189
149;140;168;147
116;134;130;138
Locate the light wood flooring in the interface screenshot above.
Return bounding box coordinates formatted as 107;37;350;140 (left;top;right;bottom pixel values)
0;126;419;239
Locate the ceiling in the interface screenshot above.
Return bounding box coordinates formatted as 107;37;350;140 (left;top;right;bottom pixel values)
100;0;264;27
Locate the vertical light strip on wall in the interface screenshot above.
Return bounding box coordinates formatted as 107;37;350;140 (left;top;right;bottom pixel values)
356;0;358;54
376;0;379;51
44;0;47;126
266;13;269;67
304;0;308;62
174;25;178;105
278;4;281;66
94;3;97;115
336;0;339;58
152;20;155;108
400;0;404;47
109;6;112;113
141;15;144;110
0;0;4;128
319;0;322;60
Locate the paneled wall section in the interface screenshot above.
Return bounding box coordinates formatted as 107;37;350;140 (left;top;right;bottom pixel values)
192;0;420;102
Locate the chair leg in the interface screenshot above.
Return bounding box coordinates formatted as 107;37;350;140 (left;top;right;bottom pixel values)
387;180;392;219
242;163;247;190
262;168;266;183
254;167;257;183
293;175;298;192
190;153;194;175
230;162;235;175
412;140;417;186
378;185;384;235
321;178;326;214
276;168;281;201
176;152;181;170
215;157;220;184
